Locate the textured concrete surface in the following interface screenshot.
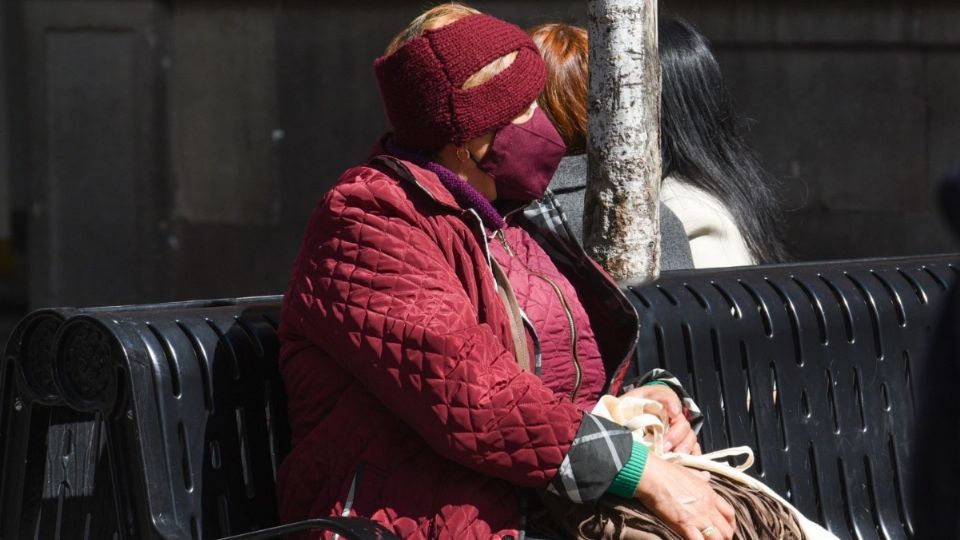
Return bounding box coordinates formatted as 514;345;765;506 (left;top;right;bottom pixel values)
0;310;21;353
0;0;9;242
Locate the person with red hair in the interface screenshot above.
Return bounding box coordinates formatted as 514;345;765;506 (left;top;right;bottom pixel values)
529;23;694;271
276;4;734;539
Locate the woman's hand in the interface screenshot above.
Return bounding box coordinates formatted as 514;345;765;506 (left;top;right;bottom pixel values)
635;454;736;540
622;384;701;455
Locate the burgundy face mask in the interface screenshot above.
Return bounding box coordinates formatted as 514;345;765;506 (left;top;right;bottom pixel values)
473;107;567;203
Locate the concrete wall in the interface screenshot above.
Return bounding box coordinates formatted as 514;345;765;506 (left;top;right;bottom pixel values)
0;0;13;284
678;0;960;260
0;0;10;242
0;0;23;349
10;0;960;308
21;1;166;307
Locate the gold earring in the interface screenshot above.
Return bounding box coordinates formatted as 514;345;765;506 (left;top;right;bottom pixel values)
456;146;471;163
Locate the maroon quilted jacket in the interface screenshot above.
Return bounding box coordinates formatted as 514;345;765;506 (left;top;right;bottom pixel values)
487;225;608;409
277;155;641;539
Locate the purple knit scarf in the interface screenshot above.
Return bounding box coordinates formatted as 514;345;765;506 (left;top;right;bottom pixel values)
385;139;506;230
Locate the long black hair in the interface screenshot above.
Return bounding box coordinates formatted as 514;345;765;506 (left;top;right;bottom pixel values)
659;17;788;264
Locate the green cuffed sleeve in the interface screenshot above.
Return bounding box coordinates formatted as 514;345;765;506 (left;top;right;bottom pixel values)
607;441;649;498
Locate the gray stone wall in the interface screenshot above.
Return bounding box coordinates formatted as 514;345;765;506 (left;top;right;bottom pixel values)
0;5;8;246
20;1;166;308
9;0;959;308
0;0;24;348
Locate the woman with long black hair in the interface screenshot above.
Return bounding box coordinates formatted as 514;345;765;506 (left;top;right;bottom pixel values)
659;17;788;267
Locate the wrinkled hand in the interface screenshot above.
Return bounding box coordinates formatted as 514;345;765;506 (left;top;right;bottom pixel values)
622;385;701;455
635;453;736;540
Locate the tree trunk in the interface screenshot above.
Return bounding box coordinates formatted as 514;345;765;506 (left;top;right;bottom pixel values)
583;0;661;283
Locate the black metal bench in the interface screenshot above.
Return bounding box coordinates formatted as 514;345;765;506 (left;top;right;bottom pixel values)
2;255;957;540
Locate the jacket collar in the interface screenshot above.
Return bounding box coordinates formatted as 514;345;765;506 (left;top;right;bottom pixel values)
369;135;544;230
368;136;462;211
373;138;516;231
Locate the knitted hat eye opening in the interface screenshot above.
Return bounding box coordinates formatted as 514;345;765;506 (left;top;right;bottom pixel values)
449;47;545;146
461;49;519;91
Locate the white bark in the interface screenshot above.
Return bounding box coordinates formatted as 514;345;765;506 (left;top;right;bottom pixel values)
583;0;661;283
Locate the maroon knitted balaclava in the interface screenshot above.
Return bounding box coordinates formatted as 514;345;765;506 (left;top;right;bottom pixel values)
374;14;546;152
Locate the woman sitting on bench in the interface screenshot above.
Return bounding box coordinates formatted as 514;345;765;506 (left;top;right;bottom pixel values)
275;4;734;539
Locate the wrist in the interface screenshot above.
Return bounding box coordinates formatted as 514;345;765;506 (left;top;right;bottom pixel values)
607;441;649;498
634;450;664;499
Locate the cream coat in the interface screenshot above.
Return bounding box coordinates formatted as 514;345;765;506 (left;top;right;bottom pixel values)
661;176;756;268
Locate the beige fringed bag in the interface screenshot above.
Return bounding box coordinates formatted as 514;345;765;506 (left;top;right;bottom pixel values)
542;396;838;540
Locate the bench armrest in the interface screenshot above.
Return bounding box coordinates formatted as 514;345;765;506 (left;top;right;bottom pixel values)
216;517;400;540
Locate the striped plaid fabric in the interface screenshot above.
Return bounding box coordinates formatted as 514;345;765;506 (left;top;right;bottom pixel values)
523;190;576;244
546;413;635;503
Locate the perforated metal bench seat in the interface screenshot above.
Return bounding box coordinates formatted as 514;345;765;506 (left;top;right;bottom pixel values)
2;254;956;539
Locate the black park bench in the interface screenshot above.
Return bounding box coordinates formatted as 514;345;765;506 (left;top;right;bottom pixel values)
1;254;957;540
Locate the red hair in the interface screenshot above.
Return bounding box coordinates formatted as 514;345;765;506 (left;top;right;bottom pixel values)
528;23;589;155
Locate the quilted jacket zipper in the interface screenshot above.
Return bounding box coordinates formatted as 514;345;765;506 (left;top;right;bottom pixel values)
332;463;364;540
496;229;516;257
466;209;541;373
524;192;641;393
496;230;583;402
